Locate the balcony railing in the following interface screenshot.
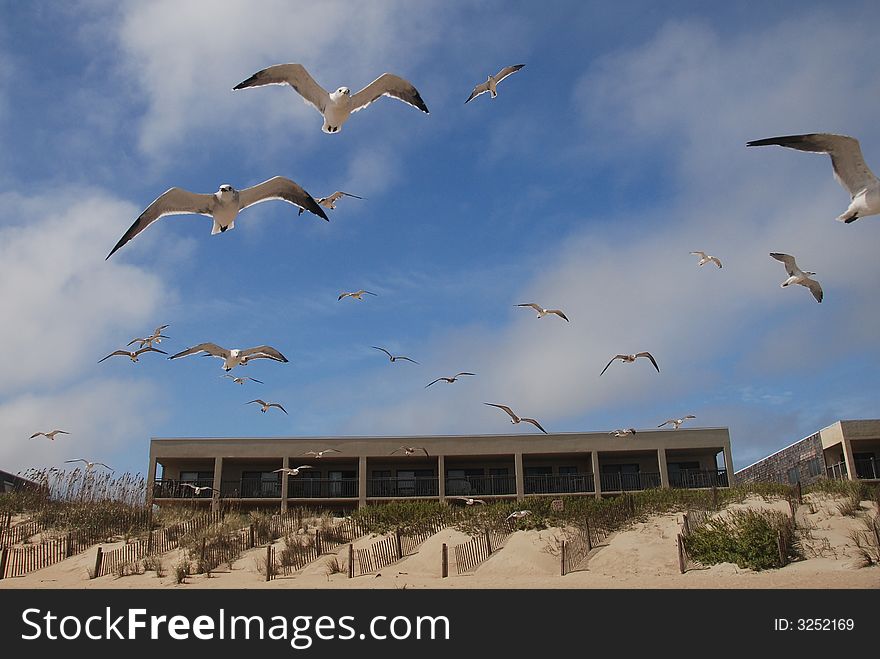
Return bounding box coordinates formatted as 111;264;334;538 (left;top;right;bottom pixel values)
826;462;848;480
287;478;359;499
153;479;214;498
221;478;281;499
524;473;595;495
854;458;879;480
669;469;729;489
367;477;438;498
600;472;661;492
445;474;516;497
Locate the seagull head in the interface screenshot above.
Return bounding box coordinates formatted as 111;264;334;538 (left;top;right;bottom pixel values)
337;87;351;96
218;184;235;195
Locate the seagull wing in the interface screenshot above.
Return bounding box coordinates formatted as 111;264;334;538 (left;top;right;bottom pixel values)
237;176;328;221
600;356;624;376
395;356;419;364
547;310;569;322
747;133;878;197
127;338;146;347
107;187;215;259
359;290;378;296
517;303;543;313
690;251;708;259
770;252;799;277
154;324;170;333
521;418;548;434
239;345;289;362
29;432;44;439
247;377;264;384
372;346;394;359
495;64;525;83
94;463;112;470
804;277;824;303
419;447;430;456
465;80;490;104
247;399;268;406
269;403;288;415
135;346;168;357
658;420;673;428
98;350;132;363
484;402;519;422
685;415;696;420
454;372;476;378
350;73;429;114
636;352;660;373
65;459;87;465
710;257;722;268
425;378;443;388
169;343;229;360
233;63;329;114
326;191;364;203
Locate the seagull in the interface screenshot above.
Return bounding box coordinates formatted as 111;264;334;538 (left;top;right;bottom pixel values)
338;290;377;301
658;415;696;430
506;510;531;521
516;303;569;322
106;177;328;259
610;428;637;437
222;374;264;385
600;352;660;376
181;483;217;495
299;191;363;216
98;346;168;363
690;251;722;269
391;446;430;456
372;346;419;364
454;497;486;506
273;466;313;476
302;449;341;458
746;133;880;223
484;403;547;434
169;343;288;371
64;459;112;471
425;372;476;387
247;399;288;415
128;324;171;349
233;63;429;134
769;253;823;303
465;64;525;104
29;430;70;441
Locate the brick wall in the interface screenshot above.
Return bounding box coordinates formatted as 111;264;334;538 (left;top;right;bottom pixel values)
734;433;825;486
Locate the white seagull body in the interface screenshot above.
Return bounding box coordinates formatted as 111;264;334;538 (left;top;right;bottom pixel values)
65;459;112;471
169;343;289;371
657;415;696;430
506;510;531;521
484;403;547;434
516;303;569;322
30;430;69;441
610;428;637;437
107;178;328;259
465;64;525;103
747;133;880;223
273;466;313;477
425;372;476;387
600;352;660;376
339;290;377;301
455;497;486;506
233;64;429;134
182;483;217;495
770;253;823;303
223;374;263;385
98;346;167;363
391;446;430;456
302;449;341;458
300;191;363;215
690;251;722;268
247;399;288;415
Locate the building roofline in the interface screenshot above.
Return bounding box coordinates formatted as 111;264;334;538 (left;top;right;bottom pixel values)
734;430;822;474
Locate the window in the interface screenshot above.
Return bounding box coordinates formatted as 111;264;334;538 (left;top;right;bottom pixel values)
559;466;579;475
806;458;823;478
787;467;800;485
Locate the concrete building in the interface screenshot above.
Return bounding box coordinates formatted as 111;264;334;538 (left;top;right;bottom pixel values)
148;427;733;512
735;419;880;486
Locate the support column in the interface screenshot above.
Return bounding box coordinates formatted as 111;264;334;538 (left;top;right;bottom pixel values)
514;453;524;501
280;455;289;514
592;451;602;499
358;456;368;509
146;454;158;508
658;448;669;488
437;455;446;503
841;438;857;482
211;457;223;513
722;445;735;487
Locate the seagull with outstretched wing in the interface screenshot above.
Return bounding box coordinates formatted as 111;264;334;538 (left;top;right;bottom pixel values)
106;178;328;259
484;403;547;434
516;303;569;322
769;253;823;303
99;346;167;363
610;428;637;437
299;191;363;215
658;415;696;430
372;346;419;364
223;374;264;385
391;446;430;457
303;449;341;458
65;459;112;471
600;352;660;376
247;399;288;415
690;251;722;269
30;430;70;441
273;466;313;476
425;372;475;388
233;63;429;134
339;290;377;301
465;64;525;103
169;342;288;371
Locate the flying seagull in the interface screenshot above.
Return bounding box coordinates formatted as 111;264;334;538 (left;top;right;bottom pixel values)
372;346;419;364
233;63;429;134
454;497;486;506
600;352;660;376
106;177;328;259
299;191;363;216
247;399;288;415
302;449;341;458
338;290;377;301
29;430;70;441
769;253;823;303
425;372;476;388
181;483;217;495
484;403;547;434
658;415;696;430
64;459;112;471
465;64;525;104
516;303;569;322
98;346;167;363
391;446;430;456
128;324;171;349
610;428;637;437
169;343;288;371
506;510;531;521
222;374;264;385
690;251;722;269
746;133;880;223
273;466;313;476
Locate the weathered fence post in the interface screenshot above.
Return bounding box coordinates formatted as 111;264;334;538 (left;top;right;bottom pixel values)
92;546;103;579
585;519;593;551
315;530;322;555
265;545;273;582
347;544;354;579
682;513;690;537
441;543;448;578
677;534;685;574
776;530;785;567
796;481;803;505
199;538;207;570
249;523;255;549
711;485;718;511
64;533;73;558
484;529;492;555
873;517;880;550
395;528;403;559
560;539;566;576
0;547;8;580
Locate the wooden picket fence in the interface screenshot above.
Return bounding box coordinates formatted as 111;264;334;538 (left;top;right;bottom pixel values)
0;536;67;578
0;518;42;548
560;521;602;575
453;526;515;575
355;534;398;576
677;509;712;573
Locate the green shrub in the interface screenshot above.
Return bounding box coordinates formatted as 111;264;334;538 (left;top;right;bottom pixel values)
683;509;797;570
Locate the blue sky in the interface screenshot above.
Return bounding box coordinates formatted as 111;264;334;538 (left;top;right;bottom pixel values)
1;1;879;477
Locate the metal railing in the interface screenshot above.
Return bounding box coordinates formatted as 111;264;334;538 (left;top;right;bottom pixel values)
524;473;595;495
669;469;729;489
153;478;215;498
221;478;281;499
826;462;848;480
599;471;661;492
286;478;359;499
854;458;879;480
445;474;516;496
367;477;438;498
